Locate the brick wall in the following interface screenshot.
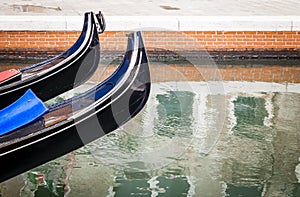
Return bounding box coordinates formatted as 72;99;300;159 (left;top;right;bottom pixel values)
0;31;80;53
0;31;300;54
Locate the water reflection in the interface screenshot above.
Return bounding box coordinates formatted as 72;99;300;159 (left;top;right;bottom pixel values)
225;183;263;197
88;86;200;172
155;91;195;138
110;175;193;197
232;96;270;140
0;156;69;197
0;61;300;196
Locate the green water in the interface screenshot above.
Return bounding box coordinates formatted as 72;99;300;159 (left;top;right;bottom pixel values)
0;59;300;197
1;87;300;197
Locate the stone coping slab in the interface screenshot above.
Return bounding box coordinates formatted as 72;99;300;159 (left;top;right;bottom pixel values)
0;15;300;31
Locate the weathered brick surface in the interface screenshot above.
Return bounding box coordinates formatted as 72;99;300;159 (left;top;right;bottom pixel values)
0;31;80;49
1;31;300;52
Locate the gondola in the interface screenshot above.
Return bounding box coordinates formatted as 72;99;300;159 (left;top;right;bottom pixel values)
0;11;105;109
0;31;151;183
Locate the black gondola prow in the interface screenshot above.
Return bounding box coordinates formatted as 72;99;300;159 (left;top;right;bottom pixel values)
95;11;106;34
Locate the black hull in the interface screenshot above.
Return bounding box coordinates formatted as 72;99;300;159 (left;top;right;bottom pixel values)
0;31;150;183
0;12;104;109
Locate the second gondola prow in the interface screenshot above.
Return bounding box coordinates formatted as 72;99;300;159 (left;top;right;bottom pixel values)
0;11;106;109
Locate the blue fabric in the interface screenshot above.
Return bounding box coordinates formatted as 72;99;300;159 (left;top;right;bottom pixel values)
0;89;48;136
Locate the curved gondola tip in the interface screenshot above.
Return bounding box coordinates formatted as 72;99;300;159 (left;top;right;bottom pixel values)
95;11;106;34
136;31;145;49
0;28;151;183
126;31;146;50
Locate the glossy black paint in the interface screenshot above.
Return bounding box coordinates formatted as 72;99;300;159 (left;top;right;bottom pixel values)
0;32;151;183
0;12;105;109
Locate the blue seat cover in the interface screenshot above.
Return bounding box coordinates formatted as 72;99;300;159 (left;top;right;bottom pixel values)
0;89;48;136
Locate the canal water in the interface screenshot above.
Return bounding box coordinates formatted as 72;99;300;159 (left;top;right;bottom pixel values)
0;57;300;197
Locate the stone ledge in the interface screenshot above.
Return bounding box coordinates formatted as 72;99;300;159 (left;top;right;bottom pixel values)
0;15;300;31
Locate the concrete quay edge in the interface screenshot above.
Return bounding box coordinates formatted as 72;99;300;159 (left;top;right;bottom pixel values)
0;15;300;31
